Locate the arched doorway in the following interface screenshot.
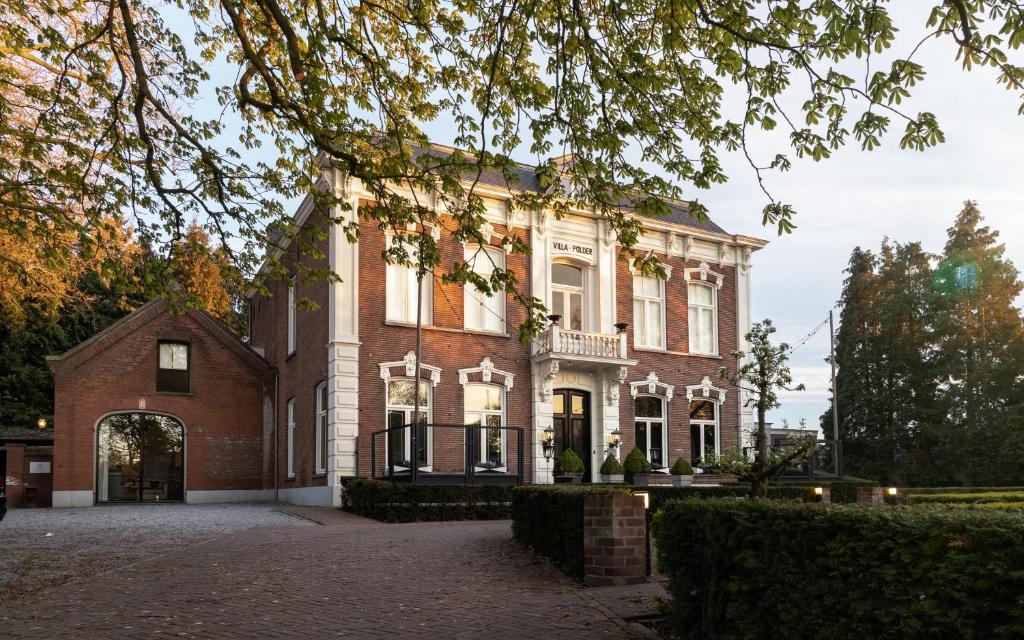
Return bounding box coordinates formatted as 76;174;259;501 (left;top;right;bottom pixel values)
96;413;184;503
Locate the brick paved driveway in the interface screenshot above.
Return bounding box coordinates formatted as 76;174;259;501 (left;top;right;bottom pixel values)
0;513;657;639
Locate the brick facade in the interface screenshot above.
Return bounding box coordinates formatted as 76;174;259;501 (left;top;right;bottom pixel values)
582;494;648;586
48;300;273;506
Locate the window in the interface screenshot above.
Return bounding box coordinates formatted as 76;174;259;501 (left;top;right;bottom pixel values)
551;262;585;331
286;398;296;478
633;275;665;349
157;342;190;393
634;395;667;470
287;276;296;355
385;379;431;469
386;237;432;324
464;246;505;332
315;382;328;474
690;399;719;464
464;384;505;469
688;282;717;355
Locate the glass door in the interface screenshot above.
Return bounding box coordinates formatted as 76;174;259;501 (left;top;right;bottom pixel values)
552;389;591;481
96;413;184;503
551;263;585;331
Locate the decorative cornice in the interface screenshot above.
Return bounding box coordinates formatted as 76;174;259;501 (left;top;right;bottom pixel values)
379;351;442;386
630;371;675;401
685;375;727;402
683;262;724;289
458;357;514;389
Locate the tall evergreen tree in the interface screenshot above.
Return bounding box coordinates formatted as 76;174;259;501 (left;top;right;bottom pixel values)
931;201;1024;483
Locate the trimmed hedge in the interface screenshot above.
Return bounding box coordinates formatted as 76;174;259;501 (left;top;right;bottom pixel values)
780;476;880;504
342;478;513;522
653;499;1024;640
645;484;812;512
906;492;1024;505
904;486;1024;495
511;485;631;579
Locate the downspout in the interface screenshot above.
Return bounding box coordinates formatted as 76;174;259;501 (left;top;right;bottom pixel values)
273;368;280;502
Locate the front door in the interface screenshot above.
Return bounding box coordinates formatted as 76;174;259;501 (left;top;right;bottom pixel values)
552;389;591;481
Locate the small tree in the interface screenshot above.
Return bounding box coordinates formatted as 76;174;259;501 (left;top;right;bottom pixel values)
718;320;813;498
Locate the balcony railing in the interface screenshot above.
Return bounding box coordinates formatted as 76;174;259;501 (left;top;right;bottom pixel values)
370;423;525;485
533;326;628;360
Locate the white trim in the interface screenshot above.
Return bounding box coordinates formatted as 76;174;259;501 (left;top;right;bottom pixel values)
286;398;296;478
463;245;506;333
683;262;725;289
685;375;728;402
378;351;442;386
633;394;669;470
689;396;721;463
384;232;433;325
315;381;327;474
687;280;719;356
629;371;674;401
187;490;276;504
463;382;508;471
52;490;93;508
457;357;514;389
384;378;434;471
632;273;666;349
277;485;334;506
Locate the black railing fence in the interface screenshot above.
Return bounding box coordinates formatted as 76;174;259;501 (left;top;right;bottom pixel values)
779;439;844;481
370;423;525;485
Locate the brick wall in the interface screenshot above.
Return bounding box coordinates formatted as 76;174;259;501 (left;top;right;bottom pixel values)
49;301;271;498
582;493;648;586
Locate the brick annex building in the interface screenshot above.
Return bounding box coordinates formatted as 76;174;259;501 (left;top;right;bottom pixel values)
47;156;766;508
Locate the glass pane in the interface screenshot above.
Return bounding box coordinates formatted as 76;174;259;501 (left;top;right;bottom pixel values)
388;411;406;465
691;425;702;464
552;292;564;323
701;308;715;353
485;414;502;427
635;395;663;418
650;422;663;467
568;293;582;331
704;424;716;458
388;380;428;407
689;283;712;305
688;306;698;350
465;413;482;425
486;427;503;465
484;294;503;332
650;301;662;348
552;393;564;415
571;394;585;415
97;414;183;503
635;421;648;453
690;400;716;421
643;276;660;298
466;385;502;411
159;343;188;370
552;263;583;287
633;299;646;343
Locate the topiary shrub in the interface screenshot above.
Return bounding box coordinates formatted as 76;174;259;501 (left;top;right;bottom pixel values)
600;452;625;475
623;446;652;474
670;458;694;475
553;448;584;474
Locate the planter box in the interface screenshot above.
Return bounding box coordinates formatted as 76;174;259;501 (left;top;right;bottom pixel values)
672;475;694;487
599;474;625;484
554;473;583;484
628;473;651;487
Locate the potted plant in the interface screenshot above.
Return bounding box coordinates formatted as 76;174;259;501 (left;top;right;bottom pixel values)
553;449;585;484
670;457;695;487
623;446;652;486
599;452;625;483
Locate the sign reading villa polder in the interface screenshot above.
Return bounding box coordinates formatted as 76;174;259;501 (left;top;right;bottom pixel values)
551;239;595;258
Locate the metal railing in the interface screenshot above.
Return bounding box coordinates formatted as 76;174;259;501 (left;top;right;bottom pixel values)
370;423;525;485
533;326;628;359
778;439;844;481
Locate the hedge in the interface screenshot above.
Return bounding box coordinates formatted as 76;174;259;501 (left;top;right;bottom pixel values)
779;476;879;503
653;499;1024;640
644;485;811;512
510;485;631;579
342;478;514;522
905;492;1024;505
903;486;1024;495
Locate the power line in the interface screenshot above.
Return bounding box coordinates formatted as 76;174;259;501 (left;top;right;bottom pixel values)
788;316;829;354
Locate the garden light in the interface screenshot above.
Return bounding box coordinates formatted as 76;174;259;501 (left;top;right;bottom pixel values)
887;487;898;496
813;487;824;496
37;418;47;430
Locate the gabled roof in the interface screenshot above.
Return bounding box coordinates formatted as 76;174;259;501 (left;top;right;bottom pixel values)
47;298;270;374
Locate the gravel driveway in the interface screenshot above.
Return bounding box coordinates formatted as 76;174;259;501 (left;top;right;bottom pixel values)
0;504;308;604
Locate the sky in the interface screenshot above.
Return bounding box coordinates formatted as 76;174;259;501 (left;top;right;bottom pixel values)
172;6;1024;432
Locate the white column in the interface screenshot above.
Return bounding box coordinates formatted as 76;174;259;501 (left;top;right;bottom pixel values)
596;219;618;334
327;171;362;505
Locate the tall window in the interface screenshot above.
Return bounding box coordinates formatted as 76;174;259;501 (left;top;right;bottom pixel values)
287;277;297;355
157;341;190;393
315;382;328;474
385;379;431;469
464;246;505;332
551;262;584;331
690;399;719;464
633;275;665;349
634;395;667;469
464;384;505;469
286;398;296;478
386;237;432;324
688;283;717;355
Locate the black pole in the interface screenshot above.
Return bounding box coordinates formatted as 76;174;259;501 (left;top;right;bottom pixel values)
411;233;425;484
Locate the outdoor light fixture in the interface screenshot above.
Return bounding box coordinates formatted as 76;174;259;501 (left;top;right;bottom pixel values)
634;491;650;510
614;322;629;334
887;487;899;497
546;314;562;325
813;486;824;496
37;418;47;430
542;426;555;461
607;428;621;451
634;490;652;577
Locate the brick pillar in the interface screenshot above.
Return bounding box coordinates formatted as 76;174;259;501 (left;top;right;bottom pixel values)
857;486;884;505
583;494;647;586
4;444;26;507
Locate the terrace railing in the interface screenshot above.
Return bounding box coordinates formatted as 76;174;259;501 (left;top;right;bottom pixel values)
370;423;525;485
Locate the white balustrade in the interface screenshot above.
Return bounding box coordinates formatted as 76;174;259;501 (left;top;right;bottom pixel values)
536;326;627;360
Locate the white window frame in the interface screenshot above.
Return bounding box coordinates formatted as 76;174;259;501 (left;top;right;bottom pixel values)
287;276;297;355
688;282;718;355
385;378;433;471
464;245;506;333
286;398;296;478
551;260;586;331
464;383;507;471
689;399;720;464
633;274;666;349
315;381;327;475
634;394;668;471
385;235;433;325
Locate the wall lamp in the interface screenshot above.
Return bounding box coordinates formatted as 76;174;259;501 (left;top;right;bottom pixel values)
542;425;555;461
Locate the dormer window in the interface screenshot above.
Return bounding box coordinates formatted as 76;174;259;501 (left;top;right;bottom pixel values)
157;341;190;393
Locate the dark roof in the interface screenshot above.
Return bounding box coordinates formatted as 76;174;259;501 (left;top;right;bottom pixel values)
0;426;54;444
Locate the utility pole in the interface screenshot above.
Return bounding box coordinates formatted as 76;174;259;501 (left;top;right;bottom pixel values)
829;309;839;444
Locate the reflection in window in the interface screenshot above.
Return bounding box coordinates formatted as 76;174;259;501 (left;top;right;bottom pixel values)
465;384;505;469
386;379;430;469
688;283;717;354
634;395;666;469
315;382;328;474
96;413;183;503
157;342;190;393
551;262;584;331
690;399;719;464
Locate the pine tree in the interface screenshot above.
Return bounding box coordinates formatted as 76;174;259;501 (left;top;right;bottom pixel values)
931;201;1024;483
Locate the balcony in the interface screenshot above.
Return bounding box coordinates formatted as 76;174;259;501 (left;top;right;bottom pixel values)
531;326;637;367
